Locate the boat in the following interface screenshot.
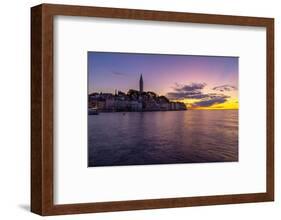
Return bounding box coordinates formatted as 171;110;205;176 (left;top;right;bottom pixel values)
88;107;99;115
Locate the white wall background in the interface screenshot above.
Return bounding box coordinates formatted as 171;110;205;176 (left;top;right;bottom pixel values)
0;0;279;219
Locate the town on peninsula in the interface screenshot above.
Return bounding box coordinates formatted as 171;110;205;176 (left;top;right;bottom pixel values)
88;74;187;112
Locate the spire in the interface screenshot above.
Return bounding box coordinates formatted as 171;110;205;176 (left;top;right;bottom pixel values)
139;74;143;93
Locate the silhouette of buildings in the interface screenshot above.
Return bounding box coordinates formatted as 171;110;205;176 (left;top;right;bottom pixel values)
89;74;187;112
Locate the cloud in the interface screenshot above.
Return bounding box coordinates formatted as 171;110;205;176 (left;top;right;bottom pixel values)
112;71;126;76
166;83;207;100
212;85;237;92
191;94;229;107
167;91;208;100
174;82;206;92
166;82;230;108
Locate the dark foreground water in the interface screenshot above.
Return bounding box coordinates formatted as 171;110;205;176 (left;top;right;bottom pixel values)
88;110;238;167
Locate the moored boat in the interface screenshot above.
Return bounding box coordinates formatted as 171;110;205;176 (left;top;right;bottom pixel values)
88;107;99;115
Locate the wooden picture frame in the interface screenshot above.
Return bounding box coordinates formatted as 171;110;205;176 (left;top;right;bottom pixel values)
31;3;274;216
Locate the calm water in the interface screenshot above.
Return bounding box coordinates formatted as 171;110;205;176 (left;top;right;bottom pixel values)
88;110;238;167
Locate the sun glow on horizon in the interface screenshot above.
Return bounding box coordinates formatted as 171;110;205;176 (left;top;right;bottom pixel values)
171;97;239;110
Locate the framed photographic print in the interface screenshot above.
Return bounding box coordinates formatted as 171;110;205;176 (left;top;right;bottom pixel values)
87;52;239;167
31;4;274;216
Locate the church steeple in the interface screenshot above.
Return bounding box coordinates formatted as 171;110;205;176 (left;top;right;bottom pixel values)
139;74;143;93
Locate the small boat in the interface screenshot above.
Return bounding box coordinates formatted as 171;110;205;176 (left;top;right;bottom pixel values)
88;107;99;115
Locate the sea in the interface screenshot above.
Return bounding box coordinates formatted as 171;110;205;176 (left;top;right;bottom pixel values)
88;110;238;167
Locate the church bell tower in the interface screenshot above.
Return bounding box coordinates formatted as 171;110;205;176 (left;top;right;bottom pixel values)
139;74;143;93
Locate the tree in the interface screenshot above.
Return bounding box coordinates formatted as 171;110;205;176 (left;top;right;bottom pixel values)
159;95;170;103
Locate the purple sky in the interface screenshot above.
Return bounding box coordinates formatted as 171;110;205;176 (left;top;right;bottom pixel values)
88;51;238;109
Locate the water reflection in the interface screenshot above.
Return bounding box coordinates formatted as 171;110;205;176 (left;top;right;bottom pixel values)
88;110;238;167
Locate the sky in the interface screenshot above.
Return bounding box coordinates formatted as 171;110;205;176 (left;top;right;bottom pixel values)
88;52;238;110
